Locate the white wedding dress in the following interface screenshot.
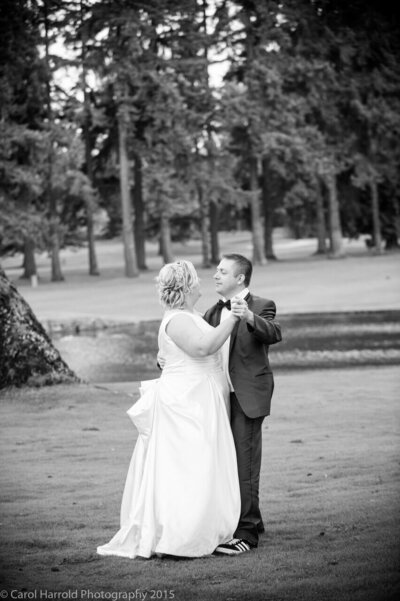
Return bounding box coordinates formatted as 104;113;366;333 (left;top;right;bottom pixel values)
97;310;240;559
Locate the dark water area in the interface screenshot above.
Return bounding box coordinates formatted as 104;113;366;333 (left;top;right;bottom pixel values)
53;310;400;383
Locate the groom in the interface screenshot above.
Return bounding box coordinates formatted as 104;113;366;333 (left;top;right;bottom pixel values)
203;253;282;555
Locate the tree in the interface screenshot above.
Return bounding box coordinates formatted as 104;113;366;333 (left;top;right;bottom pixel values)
0;265;78;388
117;84;139;277
0;0;47;277
323;159;345;257
220;2;272;264
79;0;100;274
0;0;105;281
261;156;283;260
3;0;400;266
292;0;400;252
340;5;400;251
41;0;64;281
315;176;328;254
43;0;141;277
133;154;147;269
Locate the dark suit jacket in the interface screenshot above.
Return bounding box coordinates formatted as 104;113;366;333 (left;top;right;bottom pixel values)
203;294;282;419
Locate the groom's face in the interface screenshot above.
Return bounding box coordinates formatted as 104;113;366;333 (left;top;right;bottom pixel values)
214;258;243;299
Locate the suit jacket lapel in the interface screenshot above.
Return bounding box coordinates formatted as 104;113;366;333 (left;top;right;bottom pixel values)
229;292;252;354
209;303;222;327
229;319;240;353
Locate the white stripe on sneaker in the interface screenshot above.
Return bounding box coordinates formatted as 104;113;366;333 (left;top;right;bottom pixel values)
214;538;253;555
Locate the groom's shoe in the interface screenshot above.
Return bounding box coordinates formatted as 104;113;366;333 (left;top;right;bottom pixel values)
214;538;254;555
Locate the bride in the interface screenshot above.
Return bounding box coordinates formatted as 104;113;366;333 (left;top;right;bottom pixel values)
97;260;241;559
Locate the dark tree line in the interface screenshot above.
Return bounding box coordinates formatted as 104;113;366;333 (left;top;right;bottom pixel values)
1;0;399;278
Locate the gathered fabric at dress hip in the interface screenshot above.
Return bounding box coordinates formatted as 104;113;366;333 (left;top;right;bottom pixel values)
161;353;223;377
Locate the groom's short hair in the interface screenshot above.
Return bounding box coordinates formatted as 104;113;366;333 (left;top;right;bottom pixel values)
222;253;253;286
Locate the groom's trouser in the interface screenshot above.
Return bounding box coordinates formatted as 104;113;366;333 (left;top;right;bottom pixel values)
230;392;265;547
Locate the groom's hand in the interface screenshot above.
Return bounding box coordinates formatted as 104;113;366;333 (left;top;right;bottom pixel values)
231;297;255;327
231;297;248;318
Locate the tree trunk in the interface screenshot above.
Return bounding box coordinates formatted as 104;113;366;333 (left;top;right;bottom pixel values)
210;200;220;264
198;184;211;268
199;6;214;269
22;238;37;279
261;157;277;260
49;215;64;281
385;195;400;249
133;154;147;270
315;177;328;254
83;107;100;276
160;210;174;264
81;1;100;277
243;13;265;265
117;105;139;278
83;101;100;276
86;201;99;275
0;265;78;388
43;1;63;282
370;179;383;253
326;168;345;258
249;157;266;265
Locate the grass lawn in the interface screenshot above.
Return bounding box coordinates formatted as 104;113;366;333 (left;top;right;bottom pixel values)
4;232;400;326
1;366;399;601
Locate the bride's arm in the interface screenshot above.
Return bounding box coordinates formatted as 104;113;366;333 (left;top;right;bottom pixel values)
166;313;238;358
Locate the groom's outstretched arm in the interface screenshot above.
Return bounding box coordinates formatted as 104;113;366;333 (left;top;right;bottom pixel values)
245;300;282;345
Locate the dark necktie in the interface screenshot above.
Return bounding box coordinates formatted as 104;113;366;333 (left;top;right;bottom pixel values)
217;299;231;310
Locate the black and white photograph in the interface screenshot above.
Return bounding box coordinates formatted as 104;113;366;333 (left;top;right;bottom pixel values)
0;1;399;600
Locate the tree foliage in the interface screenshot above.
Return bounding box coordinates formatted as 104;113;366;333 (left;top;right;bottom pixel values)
1;0;399;272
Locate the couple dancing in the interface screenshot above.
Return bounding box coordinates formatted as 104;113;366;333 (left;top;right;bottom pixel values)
97;253;282;559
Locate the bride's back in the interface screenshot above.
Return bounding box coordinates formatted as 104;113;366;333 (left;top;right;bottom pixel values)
159;310;223;376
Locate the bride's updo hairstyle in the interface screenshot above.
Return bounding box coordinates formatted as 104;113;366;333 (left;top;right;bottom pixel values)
157;260;199;309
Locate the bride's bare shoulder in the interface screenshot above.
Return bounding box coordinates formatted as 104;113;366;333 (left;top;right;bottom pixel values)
164;310;199;334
